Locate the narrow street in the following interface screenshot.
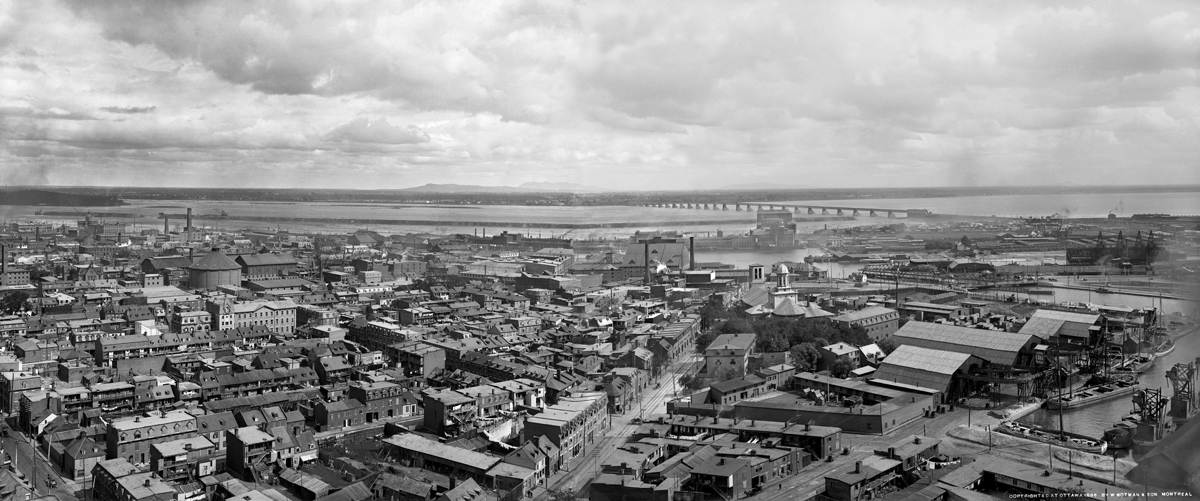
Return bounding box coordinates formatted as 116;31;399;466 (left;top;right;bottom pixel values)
547;352;704;494
2;424;79;501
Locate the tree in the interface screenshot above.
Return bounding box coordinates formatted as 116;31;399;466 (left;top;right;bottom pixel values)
877;339;897;354
694;330;717;354
789;343;821;371
679;374;706;392
1;292;29;315
717;317;753;334
831;360;854;379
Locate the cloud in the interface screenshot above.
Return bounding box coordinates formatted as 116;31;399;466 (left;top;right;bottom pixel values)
0;0;1196;189
100;106;157;114
323;118;430;145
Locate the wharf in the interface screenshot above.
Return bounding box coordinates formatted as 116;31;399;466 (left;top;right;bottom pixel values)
1047;283;1198;302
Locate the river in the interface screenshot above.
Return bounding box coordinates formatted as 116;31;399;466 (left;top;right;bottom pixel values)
3;189;1198;238
1018;326;1200;459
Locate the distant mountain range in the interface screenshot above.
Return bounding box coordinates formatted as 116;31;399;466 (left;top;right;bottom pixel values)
396;182;608;193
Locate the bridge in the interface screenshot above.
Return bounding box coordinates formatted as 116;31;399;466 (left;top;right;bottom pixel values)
638;202;930;218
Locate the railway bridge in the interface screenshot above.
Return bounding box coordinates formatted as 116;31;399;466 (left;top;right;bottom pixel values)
639;202;929;218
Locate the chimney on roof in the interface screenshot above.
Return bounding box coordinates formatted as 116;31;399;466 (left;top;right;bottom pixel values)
805;422;811;431
854;461;861;474
888;447;895;459
914;437;921;445
689;236;695;271
144;479;151;487
644;240;651;285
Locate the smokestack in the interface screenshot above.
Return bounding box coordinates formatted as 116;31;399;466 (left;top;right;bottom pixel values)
1;244;5;274
186;208;193;230
689;236;695;271
35;226;39;241
164;215;169;234
644;240;651;284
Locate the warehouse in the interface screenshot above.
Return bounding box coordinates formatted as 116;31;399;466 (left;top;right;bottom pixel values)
872;345;983;397
891;321;1039;368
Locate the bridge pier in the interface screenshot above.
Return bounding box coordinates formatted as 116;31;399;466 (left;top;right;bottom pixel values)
852;209;860;216
821;208;829;215
756;205;763;211
808;207;815;215
870;210;877;217
735;204;742;211
837;209;844;215
703;204;709;210
887;211;895;218
722;204;728;210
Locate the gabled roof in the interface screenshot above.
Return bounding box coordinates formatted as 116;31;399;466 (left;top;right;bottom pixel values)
237;253;299;267
892;321;1034;366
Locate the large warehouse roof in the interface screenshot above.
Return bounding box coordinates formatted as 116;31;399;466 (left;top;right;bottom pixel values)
1018;309;1101;340
892;321;1035;366
872;345;977;393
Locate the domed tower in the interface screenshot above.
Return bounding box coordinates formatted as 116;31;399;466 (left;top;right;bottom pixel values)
187;249;241;290
776;263;790;288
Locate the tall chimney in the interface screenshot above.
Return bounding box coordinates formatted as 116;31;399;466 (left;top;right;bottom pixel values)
164;215;169;234
643;240;651;284
1;244;5;274
689;236;695;271
186;208;193;230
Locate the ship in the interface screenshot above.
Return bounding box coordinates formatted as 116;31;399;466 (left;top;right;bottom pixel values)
1112;354;1156;375
1096;287;1114;294
997;420;1107;454
1155;339;1175;357
1046;379;1139;410
1131;213;1178;220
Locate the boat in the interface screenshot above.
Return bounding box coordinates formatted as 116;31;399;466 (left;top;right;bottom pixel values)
1155;340;1175;357
1112;354;1156;374
1102;424;1135;450
997;421;1108;454
1046;379;1140;410
1097;287;1114;294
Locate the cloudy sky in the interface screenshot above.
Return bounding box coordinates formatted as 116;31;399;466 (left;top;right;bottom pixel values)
2;1;1199;190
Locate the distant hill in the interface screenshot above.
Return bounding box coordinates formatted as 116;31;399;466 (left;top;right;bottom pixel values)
397;183;606;193
395;184;540;193
0;189;125;206
719;182;809;190
518;182;607;192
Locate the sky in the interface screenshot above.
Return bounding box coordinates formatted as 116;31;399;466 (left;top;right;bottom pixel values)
1;1;1199;191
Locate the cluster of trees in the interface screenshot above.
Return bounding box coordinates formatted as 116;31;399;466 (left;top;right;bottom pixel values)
1;292;30;315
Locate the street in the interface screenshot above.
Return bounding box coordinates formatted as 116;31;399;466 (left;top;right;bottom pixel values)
548;352;704;494
2;423;78;501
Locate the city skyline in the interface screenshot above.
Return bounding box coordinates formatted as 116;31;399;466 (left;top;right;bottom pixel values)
3;1;1200;190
